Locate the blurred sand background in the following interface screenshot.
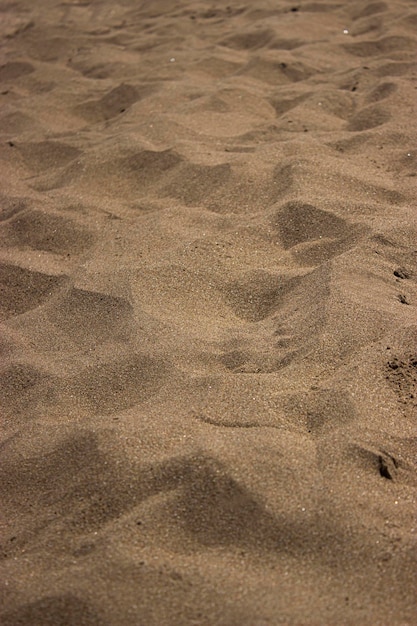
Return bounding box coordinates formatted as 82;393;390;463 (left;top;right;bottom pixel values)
0;0;416;624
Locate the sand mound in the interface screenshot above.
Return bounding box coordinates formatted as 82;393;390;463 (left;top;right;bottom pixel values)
1;1;416;624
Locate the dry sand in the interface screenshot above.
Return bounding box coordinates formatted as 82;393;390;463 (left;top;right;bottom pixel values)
1;0;416;624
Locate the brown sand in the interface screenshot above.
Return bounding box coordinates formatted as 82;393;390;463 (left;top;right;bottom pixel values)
0;0;416;624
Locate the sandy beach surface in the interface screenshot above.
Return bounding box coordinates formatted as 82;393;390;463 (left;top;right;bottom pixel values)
1;1;416;624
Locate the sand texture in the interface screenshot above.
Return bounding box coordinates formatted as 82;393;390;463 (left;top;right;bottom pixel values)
1;0;417;624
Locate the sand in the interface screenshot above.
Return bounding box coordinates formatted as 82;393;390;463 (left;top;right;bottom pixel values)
0;0;416;624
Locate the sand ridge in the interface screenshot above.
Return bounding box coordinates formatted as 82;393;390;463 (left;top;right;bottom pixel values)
0;0;416;624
